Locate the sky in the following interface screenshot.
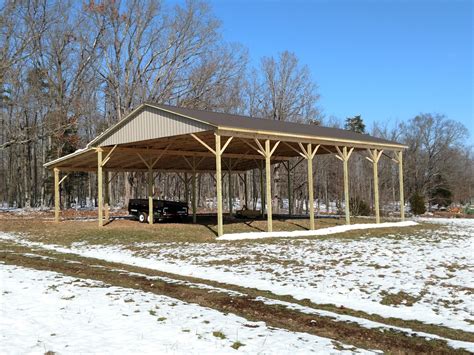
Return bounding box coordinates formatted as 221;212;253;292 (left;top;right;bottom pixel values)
203;0;473;138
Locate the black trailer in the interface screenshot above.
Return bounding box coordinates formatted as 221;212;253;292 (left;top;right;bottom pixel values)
128;199;188;223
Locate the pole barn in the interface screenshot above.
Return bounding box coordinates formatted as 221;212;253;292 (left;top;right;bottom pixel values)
44;103;407;236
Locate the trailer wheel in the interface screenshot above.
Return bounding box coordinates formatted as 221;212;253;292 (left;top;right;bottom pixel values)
138;212;148;223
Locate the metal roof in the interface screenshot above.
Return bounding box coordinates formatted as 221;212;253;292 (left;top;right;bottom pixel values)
44;103;406;171
149;103;404;148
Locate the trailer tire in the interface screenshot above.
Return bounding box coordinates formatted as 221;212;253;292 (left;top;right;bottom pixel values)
138;212;148;223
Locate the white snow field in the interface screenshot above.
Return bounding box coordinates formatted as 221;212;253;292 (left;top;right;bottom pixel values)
0;264;366;354
1;218;473;333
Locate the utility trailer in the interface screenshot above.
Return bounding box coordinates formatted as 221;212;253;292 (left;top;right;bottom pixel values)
128;199;188;223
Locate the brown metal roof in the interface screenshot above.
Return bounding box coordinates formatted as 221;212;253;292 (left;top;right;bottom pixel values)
150;103;404;148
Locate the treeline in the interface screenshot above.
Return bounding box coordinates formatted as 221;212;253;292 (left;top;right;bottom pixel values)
1;0;472;214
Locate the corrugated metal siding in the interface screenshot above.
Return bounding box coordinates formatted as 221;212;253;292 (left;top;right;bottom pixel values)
98;106;213;146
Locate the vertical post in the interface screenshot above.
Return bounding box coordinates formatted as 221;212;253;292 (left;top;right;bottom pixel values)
372;149;381;224
260;163;265;217
265;140;273;232
54;168;60;223
148;167;153;224
215;134;223;236
398;151;405;221
104;171;110;223
307;144;315;230
184;172;189;206
228;166;233;215
343;147;350;225
97;149;103;227
192;162;197;224
286;161;292;217
244;172;248;209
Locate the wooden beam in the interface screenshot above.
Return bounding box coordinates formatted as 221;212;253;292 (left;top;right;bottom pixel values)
216;128;407;151
104;171;110;223
192;157;197;224
101;144;118;167
394;150;405;221
307;144;315;229
228;164;233;215
97;149;103;227
215;134;223;236
148;167;154;225
191;133;216;155
286;161;292;217
368;149;383;224
342;147;350;225
54;168;60;223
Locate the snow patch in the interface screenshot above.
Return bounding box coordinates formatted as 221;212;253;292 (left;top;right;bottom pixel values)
217;221;418;240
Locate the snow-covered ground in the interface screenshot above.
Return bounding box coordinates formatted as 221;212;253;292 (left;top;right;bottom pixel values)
218;221;418;240
0;264;366;354
1;218;473;334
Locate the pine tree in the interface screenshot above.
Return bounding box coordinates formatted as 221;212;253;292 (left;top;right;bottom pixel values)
345;115;366;133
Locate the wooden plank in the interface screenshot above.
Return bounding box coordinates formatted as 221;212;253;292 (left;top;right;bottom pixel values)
395;151;405;221
104;171;110;223
215;134;224;236
343;147;350;225
54;168;60;223
97;149;103;227
148;167;154;225
307;144;315;230
265;140;273;232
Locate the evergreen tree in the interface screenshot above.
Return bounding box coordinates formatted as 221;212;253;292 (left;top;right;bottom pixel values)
345;115;366;133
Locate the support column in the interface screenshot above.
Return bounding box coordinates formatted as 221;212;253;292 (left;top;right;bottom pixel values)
244;172;248;209
265;140;273;232
97;148;103;227
396;150;405;221
54;168;60;223
260;163;265;217
215;134;223;236
104;171;110;223
343;147;350;224
335;146;353;225
148;167;153;224
192;164;197;224
286;161;292;217
307;144;315;230
228;167;233;215
368;149;383;224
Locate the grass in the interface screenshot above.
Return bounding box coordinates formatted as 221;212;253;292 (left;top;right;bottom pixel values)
231;341;245;349
212;331;226;339
380;290;421;306
0;210;433;247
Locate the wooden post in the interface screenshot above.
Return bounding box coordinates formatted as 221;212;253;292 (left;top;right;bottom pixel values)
215;134;223;236
104;171;110;223
335;146;353;225
260;163;265;217
264;140;273;232
395;150;405;221
54;168;60;223
192;162;197;224
97;148;103;227
307;144;315;230
343;147;350;224
190;133;232;236
287;161;292;217
244;172;248;209
228;166;233;215
367;149;383;224
148;167;153;225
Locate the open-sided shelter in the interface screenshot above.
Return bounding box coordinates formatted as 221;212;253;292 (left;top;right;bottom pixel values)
44;103;407;236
